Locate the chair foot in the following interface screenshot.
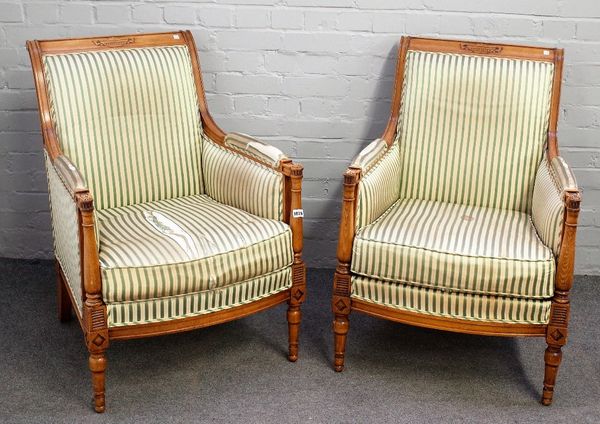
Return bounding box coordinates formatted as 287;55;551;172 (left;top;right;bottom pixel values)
287;304;301;362
89;352;107;413
541;345;562;406
333;315;349;372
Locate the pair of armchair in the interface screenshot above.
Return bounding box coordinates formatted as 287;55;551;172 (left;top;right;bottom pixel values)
28;32;579;413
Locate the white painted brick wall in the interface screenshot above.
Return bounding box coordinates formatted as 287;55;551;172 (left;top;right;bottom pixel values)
1;0;599;274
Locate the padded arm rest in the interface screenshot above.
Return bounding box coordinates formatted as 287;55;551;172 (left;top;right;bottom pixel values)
202;136;285;221
350;138;388;174
53;154;88;196
224;132;287;168
45;152;85;313
532;155;578;256
354;141;402;231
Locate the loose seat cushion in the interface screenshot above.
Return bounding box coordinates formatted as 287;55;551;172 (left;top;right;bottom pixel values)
351;276;551;324
97;194;293;303
352;198;555;299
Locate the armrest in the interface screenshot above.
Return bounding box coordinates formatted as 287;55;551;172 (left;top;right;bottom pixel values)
46;151;102;319
202;135;287;221
353;141;402;231
531;155;579;256
224;132;287;168
52;154;88;197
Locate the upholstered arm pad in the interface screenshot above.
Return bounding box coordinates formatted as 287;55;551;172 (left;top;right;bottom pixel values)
531;155;578;256
202;136;285;221
52;154;88;196
354;141;402;231
45;152;84;311
224;133;287;168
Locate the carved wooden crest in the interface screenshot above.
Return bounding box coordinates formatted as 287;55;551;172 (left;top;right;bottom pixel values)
92;37;134;48
459;42;503;55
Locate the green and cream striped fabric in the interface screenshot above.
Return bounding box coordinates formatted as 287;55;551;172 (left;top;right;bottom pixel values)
202;137;284;221
352;198;555;298
351;275;551;324
397;50;554;212
107;266;292;327
532;156;566;256
355;141;402;230
43;45;204;211
45;152;83;312
96;194;293;303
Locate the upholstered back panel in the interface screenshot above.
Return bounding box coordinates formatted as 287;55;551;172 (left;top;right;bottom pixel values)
43;45;204;210
397;50;554;212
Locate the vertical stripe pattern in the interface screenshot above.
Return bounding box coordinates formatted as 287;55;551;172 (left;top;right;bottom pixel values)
96;194;293;303
532;157;565;256
45;152;83;311
397;51;554;212
43;46;204;210
203;137;284;221
355;141;402;230
352;198;555;298
352;276;551;324
107;267;292;327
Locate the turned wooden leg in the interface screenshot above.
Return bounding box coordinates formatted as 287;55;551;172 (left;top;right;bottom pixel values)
333;314;349;372
287;262;306;362
287;304;301;362
55;260;72;322
542;344;562;406
332;268;351;372
89;352;107;413
541;292;570;406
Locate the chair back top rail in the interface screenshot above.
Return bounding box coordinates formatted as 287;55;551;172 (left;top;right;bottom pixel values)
383;36;564;159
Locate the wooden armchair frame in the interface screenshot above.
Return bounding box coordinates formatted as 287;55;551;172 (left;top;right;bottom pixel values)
332;37;580;406
27;31;306;413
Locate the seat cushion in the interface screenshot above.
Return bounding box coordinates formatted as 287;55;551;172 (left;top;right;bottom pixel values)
97;194;293;303
352;276;551;325
107;267;292;327
352;198;555;299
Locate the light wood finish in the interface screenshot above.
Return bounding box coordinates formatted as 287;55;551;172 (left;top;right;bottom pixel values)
28;30;306;413
331;36;580;406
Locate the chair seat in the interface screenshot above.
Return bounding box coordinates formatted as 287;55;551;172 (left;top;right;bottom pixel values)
351;198;555;299
97;194;293;304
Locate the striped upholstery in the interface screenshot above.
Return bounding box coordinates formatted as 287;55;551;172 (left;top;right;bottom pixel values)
203;137;284;221
352;198;555;298
108;267;291;327
355;141;402;230
352;276;551;324
96;194;293;303
532;156;568;256
43;45;204;211
45;152;83;311
397;51;554;212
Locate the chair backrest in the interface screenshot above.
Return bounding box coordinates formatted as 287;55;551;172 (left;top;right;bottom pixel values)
36;33;204;210
394;38;560;212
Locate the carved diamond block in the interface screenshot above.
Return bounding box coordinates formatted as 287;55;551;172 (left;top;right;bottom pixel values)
335;299;348;312
551;329;564;341
293;289;304;301
92;334;106;347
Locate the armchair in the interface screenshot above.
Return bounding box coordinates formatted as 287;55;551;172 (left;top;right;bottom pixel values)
28;31;306;413
332;37;580;406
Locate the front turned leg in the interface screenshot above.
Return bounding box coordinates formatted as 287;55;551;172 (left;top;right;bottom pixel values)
89;351;107;412
332;269;351;372
541;294;570;406
287;262;306;362
333;313;349;372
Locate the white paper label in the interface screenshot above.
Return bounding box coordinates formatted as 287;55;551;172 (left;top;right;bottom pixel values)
292;209;304;218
